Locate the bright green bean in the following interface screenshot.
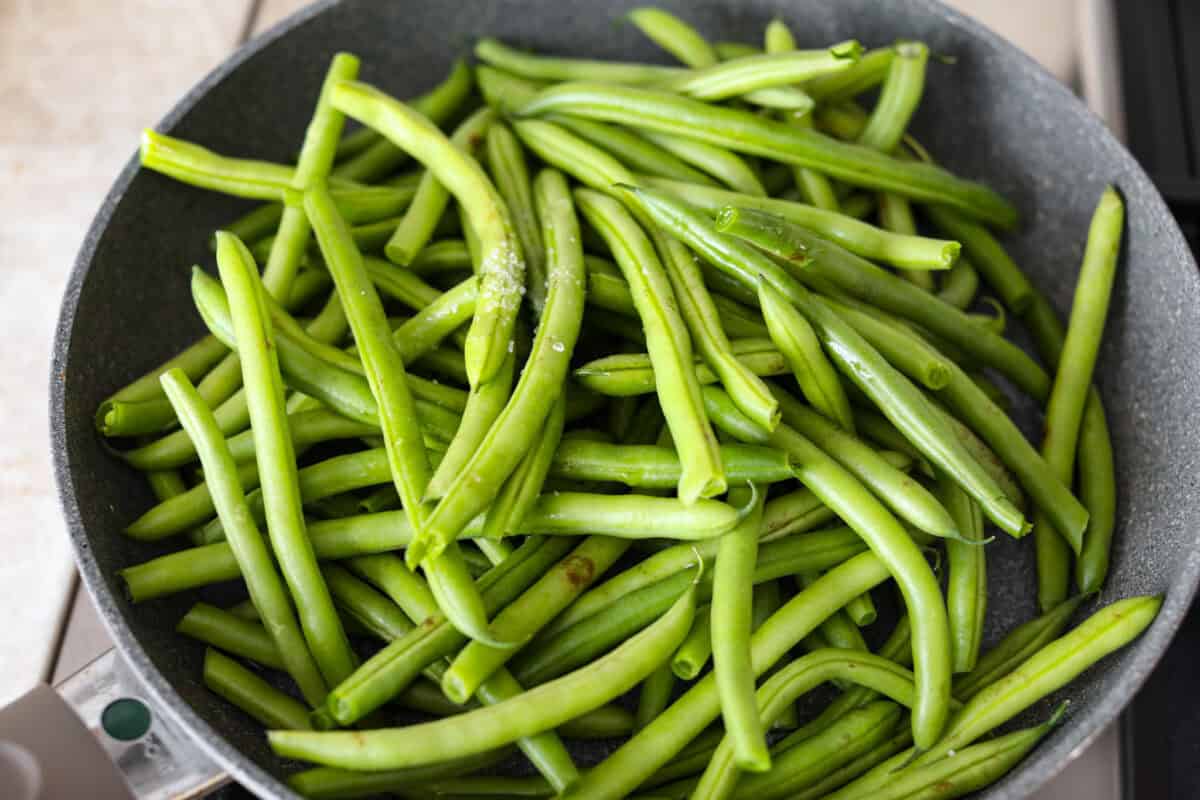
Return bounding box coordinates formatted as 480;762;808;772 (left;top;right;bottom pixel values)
269;581;698;770
426;352;515;500
425;542;509;646
805;46;896;102
332;60;475;184
859;41;928;153
574;338;789;397
637;130;766;196
177;602;286;670
548;440;791;488
627;7;718;67
480;395;565;539
288;750;510;799
519;491;745;540
924;204;1035;314
332;80;525;391
711;485;768;769
937;476;987;673
213;233;356;687
555;115;717;186
757;279;854;431
519;84;1017;227
574;188;724;501
203;649;312;731
637;661;678;732
672;602;714;680
419;170;586;551
476;37;685;85
158;370;328;704
386;108;493;266
486;120;547;314
655;44;861;106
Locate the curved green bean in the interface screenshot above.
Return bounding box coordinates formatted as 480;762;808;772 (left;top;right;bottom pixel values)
486;119;547;314
636;662;677;732
805;46;896;102
925;204;1035;314
518;83;1017;227
480;394;565;539
574;188;724;501
671;603;714;680
627;7;718;67
426;352;515;500
332;80;525;390
711;485;768;770
936;476;987;673
858;41;928;153
574;338;789;397
213;233;356;687
655;44;861;106
269;581;698;770
419;169;586;551
158;369;327;705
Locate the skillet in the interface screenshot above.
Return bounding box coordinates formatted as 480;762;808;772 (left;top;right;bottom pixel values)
49;0;1200;796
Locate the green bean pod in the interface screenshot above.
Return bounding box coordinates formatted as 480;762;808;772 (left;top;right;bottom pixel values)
486;119;547;314
476;37;685;85
637;130;766;196
548;441;792;488
480;395;566;539
385;108;494;266
757;279;854;431
672;603;714;680
574;338;789;397
936;476;987;673
332;80;525;390
636;662;678;732
518;83;1017;227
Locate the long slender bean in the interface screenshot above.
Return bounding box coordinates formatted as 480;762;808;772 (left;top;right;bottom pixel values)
269;581;698;770
419;170;586;551
426;352;515;500
639;178;960;272
486;120;547;314
480;394;565;539
937;476;987;673
518;84;1017;227
925;204;1036;314
554;115;717;186
288;751;511;799
213;233;356;687
177;602;286;670
574;338;789;397
655;44;861;106
332;60;475;184
637;662;677;732
672;603;714;680
157;370;328;705
548;440;791;488
638;131;766;196
332;80;525;390
711;485;769;770
477;37;686;85
386;109;494;266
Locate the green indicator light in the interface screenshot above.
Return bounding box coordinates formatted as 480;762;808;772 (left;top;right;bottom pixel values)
101;697;151;741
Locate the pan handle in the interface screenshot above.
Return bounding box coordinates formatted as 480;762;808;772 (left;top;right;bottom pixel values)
0;647;229;799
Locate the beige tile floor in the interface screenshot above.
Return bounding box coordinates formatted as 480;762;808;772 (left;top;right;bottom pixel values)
0;0;1120;797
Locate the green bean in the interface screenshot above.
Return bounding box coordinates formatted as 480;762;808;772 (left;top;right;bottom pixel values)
157;370;327;704
386;109;493;266
735;702;903;800
332;60;475;184
832;707;1064;800
760;487;836;543
653;220;779;432
98;335;228;412
716;206;1046;397
655;44;861;106
711;294;768;339
225;202;286;246
770;383;957;540
845;592;877;627
177;602;286;670
260;53;360;300
797;570;869;654
574;338;789;397
1031;183;1123;612
787;107;841;212
145;469;187;502
699;647;921;799
574;189;724;501
637;130;766;196
710;485;768;767
425;543;510;646
426;352;515;500
557;551;893;800
202;649;311;731
547;440;789;488
839;192;876;220
518;84;1017;227
953;595;1084;702
555;116;717;186
476;37;685;85
637;661;678;731
787;727;911;800
859;42;928;153
269;580;698;770
627;187;1024;537
213;234;357;687
758;279;854;431
333;81;525;391
835;596;1160;798
481;395;565;539
444;535;630;702
922;204;1034;312
520;491;745;540
937;477;987;673
627;7;719;67
486;120;547;314
418;170;586;551
306;186;438;565
288;751;510;800
805;46;896;102
332;125;379;161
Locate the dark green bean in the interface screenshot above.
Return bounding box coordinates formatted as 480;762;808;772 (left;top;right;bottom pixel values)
203;649;311;731
636;661;677;731
936;476;986;673
177;602;286;670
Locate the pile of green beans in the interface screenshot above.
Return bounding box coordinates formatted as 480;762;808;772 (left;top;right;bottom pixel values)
100;9;1156;798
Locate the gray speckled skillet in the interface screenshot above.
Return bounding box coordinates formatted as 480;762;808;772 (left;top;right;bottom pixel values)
49;0;1200;797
